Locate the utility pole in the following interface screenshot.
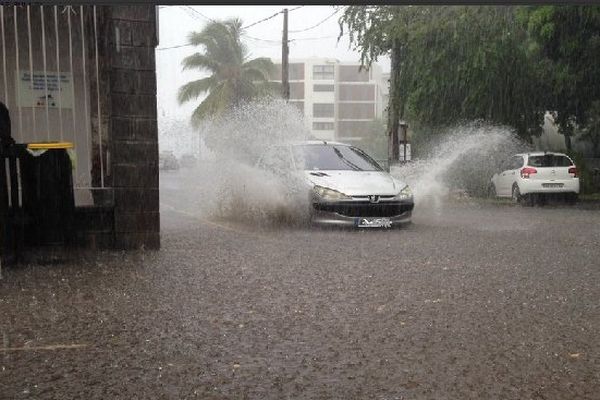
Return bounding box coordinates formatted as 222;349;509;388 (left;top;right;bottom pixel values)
282;8;290;101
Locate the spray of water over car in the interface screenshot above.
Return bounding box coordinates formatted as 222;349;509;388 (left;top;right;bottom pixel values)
160;102;529;227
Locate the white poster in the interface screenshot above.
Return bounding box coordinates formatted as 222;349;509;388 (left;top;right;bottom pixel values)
17;70;74;109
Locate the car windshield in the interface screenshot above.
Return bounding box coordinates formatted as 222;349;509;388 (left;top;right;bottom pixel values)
528;154;573;167
292;144;383;171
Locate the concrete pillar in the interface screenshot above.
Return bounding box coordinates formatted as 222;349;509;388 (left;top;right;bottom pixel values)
107;6;159;249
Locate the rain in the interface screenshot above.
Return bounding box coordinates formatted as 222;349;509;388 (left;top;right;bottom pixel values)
1;4;600;399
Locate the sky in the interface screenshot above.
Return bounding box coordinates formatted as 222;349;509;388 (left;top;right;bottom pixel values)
156;5;391;119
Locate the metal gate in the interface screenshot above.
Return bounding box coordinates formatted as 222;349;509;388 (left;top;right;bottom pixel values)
0;5;111;270
0;5;109;200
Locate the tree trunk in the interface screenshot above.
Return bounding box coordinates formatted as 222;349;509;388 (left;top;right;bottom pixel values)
387;39;402;166
564;133;572;151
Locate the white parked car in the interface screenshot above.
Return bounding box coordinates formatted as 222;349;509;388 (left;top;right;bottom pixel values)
490;152;579;205
257;141;414;228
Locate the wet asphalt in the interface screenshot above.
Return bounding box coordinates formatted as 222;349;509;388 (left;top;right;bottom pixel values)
1;170;599;399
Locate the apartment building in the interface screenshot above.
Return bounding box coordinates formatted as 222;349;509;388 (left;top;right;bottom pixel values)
270;58;389;143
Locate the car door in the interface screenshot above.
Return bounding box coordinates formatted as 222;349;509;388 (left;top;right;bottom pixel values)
496;158;514;196
504;156;523;194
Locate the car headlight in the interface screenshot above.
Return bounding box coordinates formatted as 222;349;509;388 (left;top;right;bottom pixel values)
394;185;413;200
313;185;351;200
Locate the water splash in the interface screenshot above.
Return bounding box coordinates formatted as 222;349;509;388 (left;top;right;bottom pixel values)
391;122;529;211
161;99;312;227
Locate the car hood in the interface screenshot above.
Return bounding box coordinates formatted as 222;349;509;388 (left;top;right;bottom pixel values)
303;170;406;196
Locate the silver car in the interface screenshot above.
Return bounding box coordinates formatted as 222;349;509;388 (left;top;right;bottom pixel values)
258;140;414;228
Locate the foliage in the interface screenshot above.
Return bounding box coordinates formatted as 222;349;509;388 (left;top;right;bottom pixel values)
178;19;278;125
576;100;600;157
340;6;600;151
565;149;596;194
340;6;549;141
519;6;600;147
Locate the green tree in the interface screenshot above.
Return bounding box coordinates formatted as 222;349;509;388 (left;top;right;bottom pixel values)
340;6;426;161
339;6;548;146
178;19;277;125
519;6;600;149
577;100;600;156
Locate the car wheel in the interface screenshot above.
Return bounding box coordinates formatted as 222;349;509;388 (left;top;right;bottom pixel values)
511;184;521;204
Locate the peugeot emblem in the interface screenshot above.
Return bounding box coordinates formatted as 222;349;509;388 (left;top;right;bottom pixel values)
369;195;380;203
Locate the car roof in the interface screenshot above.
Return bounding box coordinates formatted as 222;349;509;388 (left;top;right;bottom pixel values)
292;140;351;147
515;151;569;157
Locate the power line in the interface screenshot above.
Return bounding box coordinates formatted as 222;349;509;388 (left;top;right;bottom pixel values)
241;6;303;30
290;34;344;42
241;11;281;30
241;34;280;44
158;5;341;51
156;31;348;51
183;6;215;23
156;43;193;51
289;7;342;33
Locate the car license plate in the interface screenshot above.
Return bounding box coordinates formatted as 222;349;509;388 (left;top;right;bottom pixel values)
542;183;564;188
356;217;392;228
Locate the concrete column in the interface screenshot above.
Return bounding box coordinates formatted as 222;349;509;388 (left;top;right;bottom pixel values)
107;6;159;249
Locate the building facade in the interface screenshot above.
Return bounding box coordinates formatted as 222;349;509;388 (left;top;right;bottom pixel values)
271;58;389;143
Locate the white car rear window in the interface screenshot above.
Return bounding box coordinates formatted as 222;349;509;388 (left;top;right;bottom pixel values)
528;155;572;167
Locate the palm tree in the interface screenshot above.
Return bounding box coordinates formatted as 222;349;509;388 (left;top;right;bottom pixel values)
177;19;277;124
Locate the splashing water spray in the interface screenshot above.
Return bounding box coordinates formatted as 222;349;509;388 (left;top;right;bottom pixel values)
161;103;530;227
391;122;529;215
161;99;313;228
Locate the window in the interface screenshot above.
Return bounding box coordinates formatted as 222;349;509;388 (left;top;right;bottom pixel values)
289;82;304;100
337;121;371;138
511;156;525;169
313;65;334;80
292;144;383;171
313;84;334;92
502;156;524;171
289;63;305;80
528;154;573;167
313;122;334;130
338;103;374;119
339;65;370;82
313;103;334;118
339;84;375;101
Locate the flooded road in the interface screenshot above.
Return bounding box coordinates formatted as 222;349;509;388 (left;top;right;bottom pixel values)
1;170;599;399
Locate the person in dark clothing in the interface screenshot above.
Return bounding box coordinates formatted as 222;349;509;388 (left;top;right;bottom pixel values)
0;101;13;263
0;101;14;149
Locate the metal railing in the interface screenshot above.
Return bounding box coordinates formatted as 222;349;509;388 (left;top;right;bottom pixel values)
0;5;108;205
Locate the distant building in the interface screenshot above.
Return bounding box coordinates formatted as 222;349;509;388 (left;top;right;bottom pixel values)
270;58;389;143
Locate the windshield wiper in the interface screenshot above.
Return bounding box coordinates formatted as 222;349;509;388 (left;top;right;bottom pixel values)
333;147;362;171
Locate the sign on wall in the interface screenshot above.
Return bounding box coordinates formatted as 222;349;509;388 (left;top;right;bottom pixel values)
17;70;74;109
399;143;411;161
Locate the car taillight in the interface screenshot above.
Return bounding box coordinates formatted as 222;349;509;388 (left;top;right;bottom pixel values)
520;167;537;179
568;166;578;177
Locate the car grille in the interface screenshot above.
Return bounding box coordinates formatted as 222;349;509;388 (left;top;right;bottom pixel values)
314;202;414;218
